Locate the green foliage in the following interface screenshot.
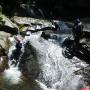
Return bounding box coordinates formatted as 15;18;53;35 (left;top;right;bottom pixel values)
18;24;24;32
0;15;2;20
0;15;5;25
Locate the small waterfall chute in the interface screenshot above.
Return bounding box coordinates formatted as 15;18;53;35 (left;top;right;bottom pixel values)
3;35;23;84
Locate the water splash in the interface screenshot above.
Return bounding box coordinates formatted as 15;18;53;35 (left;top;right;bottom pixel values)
3;36;22;84
3;66;21;84
23;32;87;90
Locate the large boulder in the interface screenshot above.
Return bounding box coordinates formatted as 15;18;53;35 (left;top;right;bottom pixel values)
19;42;40;79
0;14;19;35
0;14;18;28
13;16;53;29
0;31;10;73
12;16;54;36
0;14;18;73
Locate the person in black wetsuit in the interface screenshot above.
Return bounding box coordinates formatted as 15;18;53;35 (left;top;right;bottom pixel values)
72;19;84;44
15;39;22;52
11;36;22;65
14;36;22;60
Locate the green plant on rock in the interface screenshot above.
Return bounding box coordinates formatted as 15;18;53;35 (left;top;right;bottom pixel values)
0;6;5;25
0;15;5;25
18;24;25;32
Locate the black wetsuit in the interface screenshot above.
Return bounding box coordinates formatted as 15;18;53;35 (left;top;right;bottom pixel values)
16;42;22;51
14;41;22;60
10;41;22;63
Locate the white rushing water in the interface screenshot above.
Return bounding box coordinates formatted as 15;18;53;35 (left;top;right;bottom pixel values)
3;66;21;84
3;36;22;84
2;30;87;89
23;32;87;90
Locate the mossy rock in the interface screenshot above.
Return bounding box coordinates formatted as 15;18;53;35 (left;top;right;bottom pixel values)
0;14;18;28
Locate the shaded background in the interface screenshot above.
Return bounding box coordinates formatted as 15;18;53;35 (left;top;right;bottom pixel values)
0;0;90;20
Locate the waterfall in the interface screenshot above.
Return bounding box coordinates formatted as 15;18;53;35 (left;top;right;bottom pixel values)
1;29;88;89
22;32;88;90
3;36;23;84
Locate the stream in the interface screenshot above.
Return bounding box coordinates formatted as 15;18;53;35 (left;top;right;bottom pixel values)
0;23;89;90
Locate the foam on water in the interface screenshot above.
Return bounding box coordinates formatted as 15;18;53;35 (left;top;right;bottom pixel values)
4;30;87;89
3;66;21;84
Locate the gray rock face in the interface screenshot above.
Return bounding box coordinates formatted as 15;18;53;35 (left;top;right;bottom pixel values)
0;14;19;57
13;16;53;27
0;14;18;73
0;14;19;34
0;31;10;73
0;31;10;48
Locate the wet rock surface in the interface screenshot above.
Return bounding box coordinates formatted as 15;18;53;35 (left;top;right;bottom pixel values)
0;31;10;73
0;14;19;73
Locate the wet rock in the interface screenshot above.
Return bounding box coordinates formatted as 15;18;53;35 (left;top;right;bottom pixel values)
0;14;18;28
0;25;18;35
0;31;10;73
0;14;19;35
19;42;40;79
13;16;52;29
75;65;90;85
0;31;10;49
0;15;11;72
41;31;50;40
0;56;9;73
